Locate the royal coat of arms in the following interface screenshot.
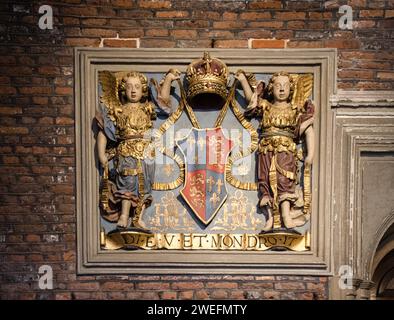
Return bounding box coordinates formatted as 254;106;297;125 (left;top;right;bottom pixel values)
177;127;233;225
96;52;315;252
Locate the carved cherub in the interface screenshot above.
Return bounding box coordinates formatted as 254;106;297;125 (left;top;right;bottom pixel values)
237;71;315;231
96;71;177;230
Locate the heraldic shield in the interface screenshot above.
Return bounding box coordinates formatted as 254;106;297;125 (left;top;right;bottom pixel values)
177;127;234;226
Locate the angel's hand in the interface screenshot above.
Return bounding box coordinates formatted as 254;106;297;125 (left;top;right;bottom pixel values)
304;155;313;166
234;70;247;82
165;69;181;82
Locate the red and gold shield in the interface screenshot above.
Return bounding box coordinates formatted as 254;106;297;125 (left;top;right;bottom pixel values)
177;127;233;225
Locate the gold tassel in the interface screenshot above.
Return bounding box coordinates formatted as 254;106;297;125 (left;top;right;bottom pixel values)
303;163;311;214
268;153;281;228
134;159;145;218
100;164;110;211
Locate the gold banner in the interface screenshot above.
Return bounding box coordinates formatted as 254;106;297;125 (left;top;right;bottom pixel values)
103;231;310;251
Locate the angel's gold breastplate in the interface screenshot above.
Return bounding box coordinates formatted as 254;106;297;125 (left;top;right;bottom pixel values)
115;104;154;159
259;105;298;154
115;104;153;137
262;105;298;130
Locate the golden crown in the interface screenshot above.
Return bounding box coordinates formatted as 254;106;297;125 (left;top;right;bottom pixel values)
185;52;229;102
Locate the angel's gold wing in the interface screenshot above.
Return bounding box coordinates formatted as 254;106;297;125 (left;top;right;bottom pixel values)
290;74;313;110
98;71;122;122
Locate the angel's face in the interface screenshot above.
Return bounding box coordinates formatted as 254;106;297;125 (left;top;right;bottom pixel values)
272;75;290;102
125;76;143;102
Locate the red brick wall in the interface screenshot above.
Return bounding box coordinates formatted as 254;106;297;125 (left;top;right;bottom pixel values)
0;0;392;300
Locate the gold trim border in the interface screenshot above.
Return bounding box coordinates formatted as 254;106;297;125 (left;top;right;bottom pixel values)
104;231;310;252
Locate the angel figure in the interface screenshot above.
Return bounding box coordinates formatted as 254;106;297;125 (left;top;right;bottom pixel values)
236;71;315;231
96;71;177;230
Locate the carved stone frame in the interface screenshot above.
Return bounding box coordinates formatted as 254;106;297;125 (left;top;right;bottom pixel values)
329;107;394;299
75;48;336;275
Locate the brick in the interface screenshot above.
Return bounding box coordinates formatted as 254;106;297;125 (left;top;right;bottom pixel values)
340;51;376;60
249;1;282;9
145;29;168;37
18;56;35;66
210;289;229;299
348;0;367;6
213;21;246;29
353;20;376;29
275;12;306;20
137;282;170;290
176;39;209;47
141;292;160;299
65;38;100;47
251;39;287;49
64;17;81;25
19;293;36;300
171;282;204;290
192;11;221;20
249;21;283;28
200;30;234;39
55;87;73;95
338;70;374;79
25;234;40;242
309;12;333;20
82;28;117;37
223;12;238;20
378;19;394;29
2;155;19;164
156;11;189;18
324;39;360;49
9;255;26;262
139;0;171;9
324;0;340;9
159;291;177;300
112;0;135;8
0;127;28;135
275;282;305;290
240;12;271;20
0;76;10;84
109;19;139;27
0;87;17;94
171;29;197;39
287;40;324;48
377;72;394;80
356;61;391;69
306;282;326;293
126;292;143;299
38;66;60;75
288;21;305;29
81;18;107;26
359;9;384;17
102;39;138;48
0;107;22;115
72;292;92;299
62;7;98;16
240;282;273;289
140;39;175;48
206;282;238;289
213;40;248;48
101;282;134;290
195;289;210;299
297;292;315;300
229;290;246;299
179;291;194;300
